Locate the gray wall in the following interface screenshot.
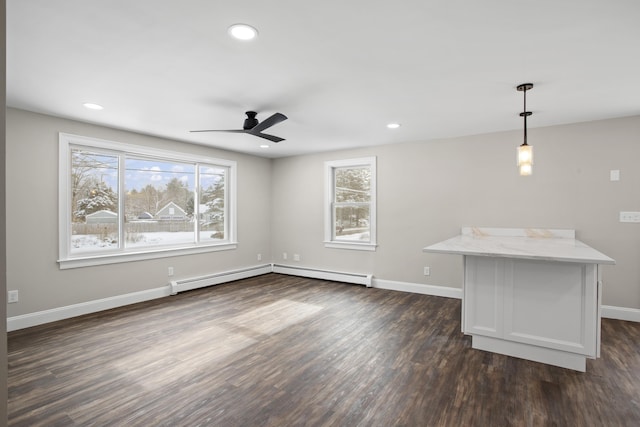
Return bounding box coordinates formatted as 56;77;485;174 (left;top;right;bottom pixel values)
6;108;272;317
271;115;640;309
5;109;640;322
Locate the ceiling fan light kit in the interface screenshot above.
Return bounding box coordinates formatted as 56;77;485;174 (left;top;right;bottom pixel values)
516;83;534;176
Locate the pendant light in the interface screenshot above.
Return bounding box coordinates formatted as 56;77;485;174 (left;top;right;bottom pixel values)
516;83;534;176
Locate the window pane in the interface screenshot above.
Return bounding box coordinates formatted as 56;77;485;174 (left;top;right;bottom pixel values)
335;167;371;203
70;149;119;254
334;205;370;242
199;165;226;242
124;158;195;248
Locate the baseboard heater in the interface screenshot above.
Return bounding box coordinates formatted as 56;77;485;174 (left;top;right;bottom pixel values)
272;264;373;287
170;264;272;295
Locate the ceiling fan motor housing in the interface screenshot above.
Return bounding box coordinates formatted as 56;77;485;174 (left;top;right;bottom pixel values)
243;111;259;130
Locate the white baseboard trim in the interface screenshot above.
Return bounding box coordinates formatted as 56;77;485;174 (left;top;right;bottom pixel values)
372;280;639;323
372;278;463;299
8;264;272;332
272;264;372;287
8;266;638;332
601;305;640;322
170;264;272;294
7;286;170;332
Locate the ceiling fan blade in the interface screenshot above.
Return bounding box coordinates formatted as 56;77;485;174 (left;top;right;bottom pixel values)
249;112;287;134
190;129;246;133
255;132;285;143
191;112;286;142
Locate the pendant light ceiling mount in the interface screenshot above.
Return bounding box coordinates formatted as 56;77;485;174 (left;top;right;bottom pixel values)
517;83;534;92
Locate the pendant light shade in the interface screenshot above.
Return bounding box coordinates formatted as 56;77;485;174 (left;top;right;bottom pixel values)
516;83;534;176
518;158;532;176
517;137;533;176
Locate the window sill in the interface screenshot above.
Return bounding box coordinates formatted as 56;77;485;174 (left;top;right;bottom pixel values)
58;242;238;269
324;241;377;251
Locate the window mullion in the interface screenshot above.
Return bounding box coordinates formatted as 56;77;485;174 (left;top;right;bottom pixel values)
223;167;230;241
194;164;201;243
118;154;126;249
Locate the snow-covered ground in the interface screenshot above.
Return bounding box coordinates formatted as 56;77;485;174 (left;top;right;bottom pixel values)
71;231;222;253
335;231;370;241
71;229;365;254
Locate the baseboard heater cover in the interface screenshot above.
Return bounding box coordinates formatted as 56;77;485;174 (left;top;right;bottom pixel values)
272;264;373;287
170;264;272;295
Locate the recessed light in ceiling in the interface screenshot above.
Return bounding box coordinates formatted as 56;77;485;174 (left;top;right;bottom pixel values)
83;102;104;110
228;24;258;41
387;123;401;129
259;144;270;149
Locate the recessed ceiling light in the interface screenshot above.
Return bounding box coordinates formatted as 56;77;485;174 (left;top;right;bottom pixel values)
228;24;258;41
387;123;401;129
259;144;270;149
83;102;104;110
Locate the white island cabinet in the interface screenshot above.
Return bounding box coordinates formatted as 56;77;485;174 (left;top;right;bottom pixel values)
423;227;615;372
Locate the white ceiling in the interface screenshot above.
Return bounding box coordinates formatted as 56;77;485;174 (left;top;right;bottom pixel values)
7;0;640;158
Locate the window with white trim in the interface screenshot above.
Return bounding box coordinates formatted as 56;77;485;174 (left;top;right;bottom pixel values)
59;133;237;269
324;157;377;251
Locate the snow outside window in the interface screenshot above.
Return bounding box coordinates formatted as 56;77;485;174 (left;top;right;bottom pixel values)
324;157;377;251
59;133;237;269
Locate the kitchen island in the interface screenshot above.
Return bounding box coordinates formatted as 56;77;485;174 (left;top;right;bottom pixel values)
423;227;615;371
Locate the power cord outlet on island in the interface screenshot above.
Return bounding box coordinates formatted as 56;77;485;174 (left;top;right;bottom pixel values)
168;267;174;276
424;267;431;276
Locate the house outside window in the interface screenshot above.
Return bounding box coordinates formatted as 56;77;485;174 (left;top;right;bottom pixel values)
59;133;237;269
324;157;377;251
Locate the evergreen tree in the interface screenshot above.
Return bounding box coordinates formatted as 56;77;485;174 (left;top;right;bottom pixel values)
164;177;191;211
74;181;118;221
202;176;225;222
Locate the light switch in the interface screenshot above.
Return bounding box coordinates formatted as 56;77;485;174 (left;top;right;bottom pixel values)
619;212;640;223
610;170;620;181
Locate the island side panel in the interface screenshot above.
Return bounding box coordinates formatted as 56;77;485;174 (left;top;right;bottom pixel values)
463;256;504;338
503;259;598;358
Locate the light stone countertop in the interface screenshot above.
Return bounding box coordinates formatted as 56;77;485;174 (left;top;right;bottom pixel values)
423;227;615;265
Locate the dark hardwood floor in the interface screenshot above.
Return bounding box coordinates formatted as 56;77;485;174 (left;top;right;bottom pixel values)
7;273;640;426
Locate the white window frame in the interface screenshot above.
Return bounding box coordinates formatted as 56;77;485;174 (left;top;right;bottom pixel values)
58;133;237;269
324;156;377;251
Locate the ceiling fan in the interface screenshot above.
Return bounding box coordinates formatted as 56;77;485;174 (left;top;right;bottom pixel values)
191;111;288;142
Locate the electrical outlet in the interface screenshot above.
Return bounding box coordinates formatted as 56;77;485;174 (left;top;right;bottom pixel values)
423;267;431;276
168;267;174;276
257;253;262;261
8;290;19;303
293;254;301;261
283;252;288;260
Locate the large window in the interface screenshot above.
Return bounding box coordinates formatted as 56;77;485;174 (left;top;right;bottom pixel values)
59;133;237;268
324;157;377;251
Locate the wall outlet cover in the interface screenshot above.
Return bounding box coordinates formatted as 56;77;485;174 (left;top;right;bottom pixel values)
8;290;19;303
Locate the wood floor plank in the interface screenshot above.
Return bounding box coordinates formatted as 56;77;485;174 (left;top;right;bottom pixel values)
8;273;640;426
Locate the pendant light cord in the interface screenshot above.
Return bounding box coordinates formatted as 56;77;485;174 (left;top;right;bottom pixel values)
523;88;528;146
